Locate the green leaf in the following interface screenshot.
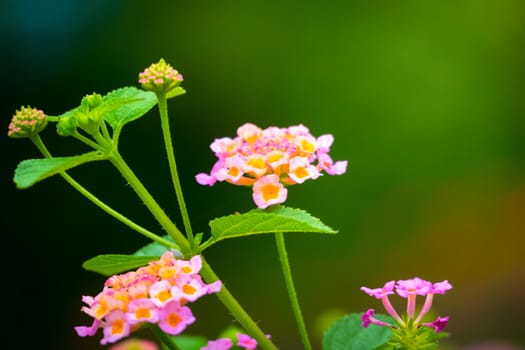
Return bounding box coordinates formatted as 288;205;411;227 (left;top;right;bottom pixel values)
166;335;208;350
133;235;179;256
102;86;157;129
82;254;158;276
209;206;337;242
323;313;394;350
14;151;104;189
166;86;186;99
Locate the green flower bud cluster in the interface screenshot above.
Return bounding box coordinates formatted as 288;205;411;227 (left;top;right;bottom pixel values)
139;58;183;94
56;93;104;136
7;106;48;138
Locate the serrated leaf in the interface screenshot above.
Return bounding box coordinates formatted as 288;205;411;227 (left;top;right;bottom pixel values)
166;86;186;99
102;87;157;129
133;235;179;256
323;313;394;350
209;206;337;241
14;151;104;189
82;254;158;276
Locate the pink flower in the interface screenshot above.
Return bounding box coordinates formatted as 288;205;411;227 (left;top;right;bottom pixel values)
361;277;452;334
126;298;159;325
75;254;220;345
101;310;131;345
237;333;258;350
149;280;175;308
196;123;347;208
252;174;288;209
201;338;233;350
423;316;449;333
361;309;393;328
157;302;195;335
75;319;101;337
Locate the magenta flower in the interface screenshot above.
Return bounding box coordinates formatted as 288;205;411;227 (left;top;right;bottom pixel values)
75;252;221;345
196;123;347;209
237;333;258;350
361;277;452;334
423;316;449;333
362;308;393;328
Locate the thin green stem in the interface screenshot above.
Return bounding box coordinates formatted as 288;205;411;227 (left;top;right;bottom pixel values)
108;151;191;253
156;94;195;246
30;135;176;249
100;120;112;143
150;325;181;350
72;131;104;151
199;259;278;350
275;232;312;350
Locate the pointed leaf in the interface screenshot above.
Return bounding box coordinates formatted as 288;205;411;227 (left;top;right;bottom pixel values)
82;254;158;276
167;335;208;350
323;313;394;350
166;86;186;99
14;151;104;189
102;87;157;129
133;235;180;257
209;206;337;242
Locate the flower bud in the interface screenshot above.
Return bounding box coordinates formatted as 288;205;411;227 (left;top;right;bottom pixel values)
76;93;104;135
56;113;78;136
139;58;183;94
7;106;48;138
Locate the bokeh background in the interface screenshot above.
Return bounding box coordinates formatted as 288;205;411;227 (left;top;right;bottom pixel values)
2;1;524;349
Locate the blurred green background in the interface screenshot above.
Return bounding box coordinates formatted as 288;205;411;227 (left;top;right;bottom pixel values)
2;1;524;349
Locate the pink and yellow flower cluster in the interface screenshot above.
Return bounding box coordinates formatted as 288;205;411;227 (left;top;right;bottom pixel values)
361;277;452;333
196;123;347;208
75;252;222;345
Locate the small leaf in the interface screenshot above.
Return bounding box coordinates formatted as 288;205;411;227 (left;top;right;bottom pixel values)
102;87;157;129
134;235;179;256
14;151;104;189
167;335;208;350
82;254;158;276
209;205;337;241
323;313;394;350
166;86;186;99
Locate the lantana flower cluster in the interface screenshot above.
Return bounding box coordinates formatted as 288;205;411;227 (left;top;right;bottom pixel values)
139;58;183;94
7;106;48;138
360;277;452;333
75;252;222;345
196;123;347;208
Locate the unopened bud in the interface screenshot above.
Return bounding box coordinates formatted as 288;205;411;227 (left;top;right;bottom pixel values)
7;106;48;138
138;58;183;94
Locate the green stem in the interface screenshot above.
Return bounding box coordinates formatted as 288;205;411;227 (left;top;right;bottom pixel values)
108;151;191;253
30;135;176;249
150;325;181;350
156;94;195;246
199;259;278;350
275;232;312;350
72;131;104;151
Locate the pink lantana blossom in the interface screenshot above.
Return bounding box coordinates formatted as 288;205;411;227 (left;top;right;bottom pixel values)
75;252;221;345
252;174;288;209
237;333;258;350
195;123;347;209
360;277;452;335
101;310;131;345
109;339;159;350
158;302;195;335
200;338;233;350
